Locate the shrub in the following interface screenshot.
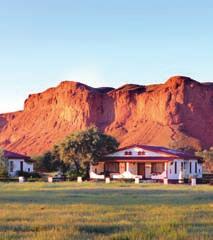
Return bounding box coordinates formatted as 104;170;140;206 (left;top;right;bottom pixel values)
65;168;87;181
0;148;8;178
17;171;41;178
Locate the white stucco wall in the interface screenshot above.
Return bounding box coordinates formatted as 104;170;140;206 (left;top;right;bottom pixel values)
185;160;202;178
8;159;34;177
168;159;202;180
107;147;170;157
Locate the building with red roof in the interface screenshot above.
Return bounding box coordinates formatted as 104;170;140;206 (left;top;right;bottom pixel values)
90;145;203;183
3;150;34;177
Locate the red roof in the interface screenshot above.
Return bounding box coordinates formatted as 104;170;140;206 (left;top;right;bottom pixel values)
3;150;32;162
101;156;174;162
105;144;202;161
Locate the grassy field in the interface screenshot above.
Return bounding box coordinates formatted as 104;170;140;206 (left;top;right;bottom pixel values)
0;182;212;240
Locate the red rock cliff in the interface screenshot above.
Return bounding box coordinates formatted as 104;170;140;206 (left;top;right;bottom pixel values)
0;76;212;155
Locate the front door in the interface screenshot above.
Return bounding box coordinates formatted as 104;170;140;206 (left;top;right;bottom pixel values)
138;163;145;177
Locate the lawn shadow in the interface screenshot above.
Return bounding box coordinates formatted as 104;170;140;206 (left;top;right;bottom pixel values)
79;224;126;235
0;187;212;206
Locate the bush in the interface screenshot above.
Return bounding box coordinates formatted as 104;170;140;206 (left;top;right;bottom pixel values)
196;147;213;173
0;148;8;178
66;168;87;181
27;178;45;182
17;171;41;179
0;168;8;178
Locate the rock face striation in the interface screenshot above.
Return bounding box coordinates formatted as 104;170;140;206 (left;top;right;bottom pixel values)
0;76;213;155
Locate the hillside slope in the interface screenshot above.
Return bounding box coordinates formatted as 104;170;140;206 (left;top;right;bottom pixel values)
0;76;212;155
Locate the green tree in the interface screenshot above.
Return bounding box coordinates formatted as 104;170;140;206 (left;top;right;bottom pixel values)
52;145;68;173
33;149;67;172
0;148;8;177
196;147;213;173
33;151;53;172
56;126;119;178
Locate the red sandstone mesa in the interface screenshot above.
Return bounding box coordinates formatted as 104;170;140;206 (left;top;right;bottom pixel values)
0;76;213;155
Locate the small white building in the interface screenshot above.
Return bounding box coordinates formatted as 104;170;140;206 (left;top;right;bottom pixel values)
90;145;203;183
3;150;34;177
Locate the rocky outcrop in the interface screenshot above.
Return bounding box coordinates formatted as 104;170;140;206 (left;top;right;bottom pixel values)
0;76;212;155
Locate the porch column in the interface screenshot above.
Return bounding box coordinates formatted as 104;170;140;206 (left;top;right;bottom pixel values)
164;162;168;178
126;162;130;172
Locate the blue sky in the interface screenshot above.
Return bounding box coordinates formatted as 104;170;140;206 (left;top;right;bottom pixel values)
0;0;212;113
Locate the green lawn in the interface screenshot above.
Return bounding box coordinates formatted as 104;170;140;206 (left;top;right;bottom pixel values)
0;182;212;240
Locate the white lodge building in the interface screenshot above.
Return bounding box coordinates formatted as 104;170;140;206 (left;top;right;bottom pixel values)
3;150;34;177
90;145;203;182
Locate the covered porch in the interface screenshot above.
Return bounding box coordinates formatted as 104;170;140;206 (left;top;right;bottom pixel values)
90;161;169;180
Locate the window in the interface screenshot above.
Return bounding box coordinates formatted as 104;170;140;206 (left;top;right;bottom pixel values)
28;168;30;172
124;151;132;156
20;161;23;172
181;162;184;171
174;161;177;174
151;163;164;174
138;151;146;156
10;161;14;172
189;162;192;174
195;162;197;174
105;163;119;173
